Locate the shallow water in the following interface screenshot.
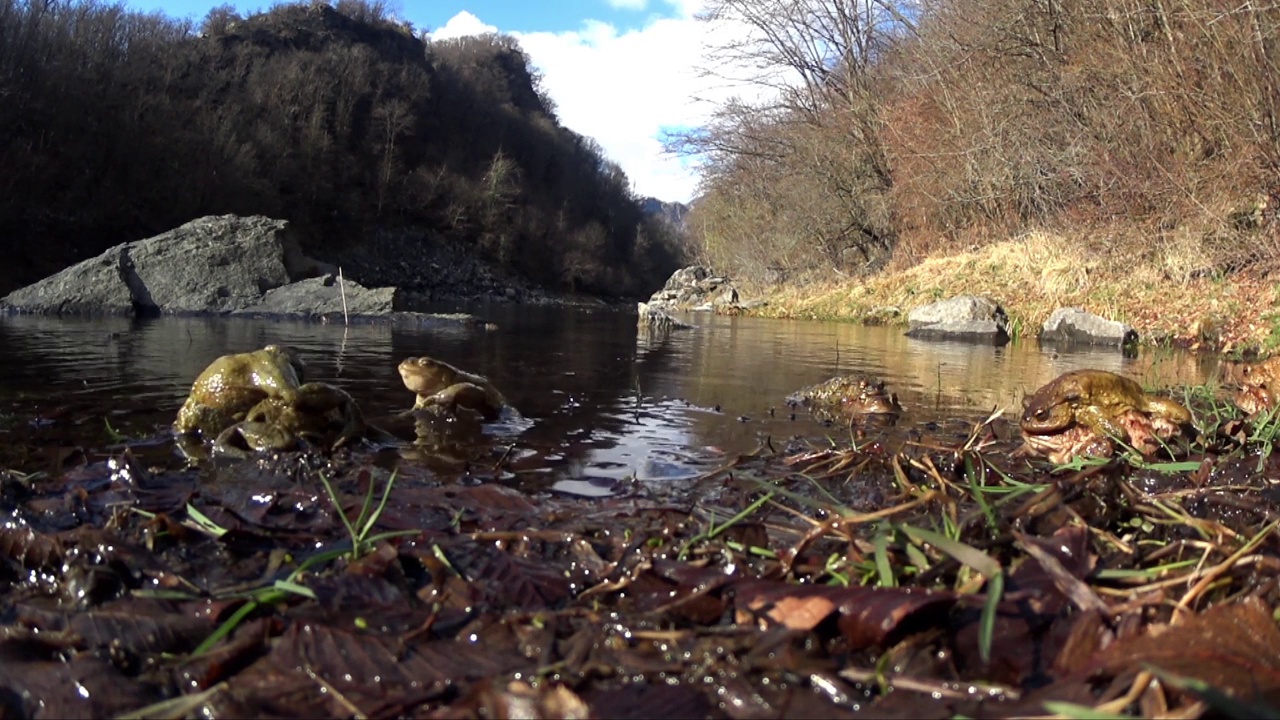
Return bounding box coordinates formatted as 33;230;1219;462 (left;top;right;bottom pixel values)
0;306;1225;493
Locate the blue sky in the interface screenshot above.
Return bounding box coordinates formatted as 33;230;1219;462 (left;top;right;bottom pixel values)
122;0;722;202
127;0;673;36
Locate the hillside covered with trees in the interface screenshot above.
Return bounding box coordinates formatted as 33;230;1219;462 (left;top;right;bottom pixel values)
0;0;685;297
681;0;1280;287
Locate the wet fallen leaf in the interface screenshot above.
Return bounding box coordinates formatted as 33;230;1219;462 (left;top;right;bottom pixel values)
1085;597;1280;700
733;579;956;650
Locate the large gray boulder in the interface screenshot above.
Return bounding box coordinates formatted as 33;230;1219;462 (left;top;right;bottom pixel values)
646;265;741;312
2;215;335;316
1040;307;1137;347
905;295;1010;345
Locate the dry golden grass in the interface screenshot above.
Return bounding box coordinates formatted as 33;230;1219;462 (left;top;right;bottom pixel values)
748;230;1280;356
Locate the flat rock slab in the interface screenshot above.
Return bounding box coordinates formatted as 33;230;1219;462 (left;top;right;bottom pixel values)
236;275;401;316
905;319;1011;344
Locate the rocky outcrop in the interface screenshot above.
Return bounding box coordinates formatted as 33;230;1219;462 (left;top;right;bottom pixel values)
325;228;539;304
1040;307;1138;347
640;197;690;231
1;215;337;316
637;301;694;331
905;295;1010;345
646;266;741;312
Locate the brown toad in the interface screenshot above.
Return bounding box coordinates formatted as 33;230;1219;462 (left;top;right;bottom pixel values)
174;345;367;455
1018;369;1192;464
397;355;507;421
215;382;367;453
1232;357;1280;416
787;376;903;420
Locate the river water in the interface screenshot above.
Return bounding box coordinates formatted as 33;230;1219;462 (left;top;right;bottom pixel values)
0;306;1226;494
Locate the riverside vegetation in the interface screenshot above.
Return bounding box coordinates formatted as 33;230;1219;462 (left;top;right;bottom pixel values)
678;0;1280;355
0;0;684;299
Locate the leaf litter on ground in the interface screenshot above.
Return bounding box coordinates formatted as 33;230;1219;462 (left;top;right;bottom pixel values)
2;390;1280;717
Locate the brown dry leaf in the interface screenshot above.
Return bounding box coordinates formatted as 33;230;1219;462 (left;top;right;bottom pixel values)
0;526;63;569
1085;597;1280;699
737;589;835;631
1012;527;1104;614
1052;609;1116;676
628;561;732;623
440;539;577;610
69;605;214;655
733;579;955;650
435;483;538;514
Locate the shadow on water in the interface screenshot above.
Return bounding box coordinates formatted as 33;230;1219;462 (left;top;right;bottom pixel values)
0;307;1226;493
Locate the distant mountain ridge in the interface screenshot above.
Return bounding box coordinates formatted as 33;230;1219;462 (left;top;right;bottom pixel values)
0;0;686;298
641;197;690;231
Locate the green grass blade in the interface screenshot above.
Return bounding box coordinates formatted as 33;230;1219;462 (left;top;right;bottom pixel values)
185;503;227;538
1133;460;1205;473
1040;701;1130;720
978;570;1003;663
358;470;399;544
873;525;896;588
273;578;316;599
191;597;263;657
898;524;1001;579
317;471;359;550
104;417;125;442
963;453;998;533
678;491;774;560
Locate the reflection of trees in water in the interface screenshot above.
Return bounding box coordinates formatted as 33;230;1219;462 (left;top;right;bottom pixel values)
0;316;409;398
0;310;1231;479
617;315;1228;448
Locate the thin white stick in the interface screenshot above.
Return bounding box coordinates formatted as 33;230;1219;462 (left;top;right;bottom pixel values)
338;266;349;326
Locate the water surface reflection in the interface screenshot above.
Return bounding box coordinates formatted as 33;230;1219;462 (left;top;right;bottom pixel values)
0;308;1225;493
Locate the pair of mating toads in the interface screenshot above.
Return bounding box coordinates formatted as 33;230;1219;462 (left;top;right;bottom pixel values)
172;345;507;455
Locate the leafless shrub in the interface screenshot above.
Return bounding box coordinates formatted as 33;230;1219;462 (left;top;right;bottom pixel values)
683;0;1280;282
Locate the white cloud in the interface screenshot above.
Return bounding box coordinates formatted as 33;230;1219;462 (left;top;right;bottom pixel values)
430;11;496;40
605;0;649;9
428;4;771;203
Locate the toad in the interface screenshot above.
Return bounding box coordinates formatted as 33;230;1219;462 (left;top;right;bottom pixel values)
174;345;368;455
174;345;306;439
787;376;903;420
1018;369;1192;464
1231;357;1280;416
397;356;507;421
215;382;367;454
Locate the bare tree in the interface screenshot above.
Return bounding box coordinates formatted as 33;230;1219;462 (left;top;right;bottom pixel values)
677;0;917;280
